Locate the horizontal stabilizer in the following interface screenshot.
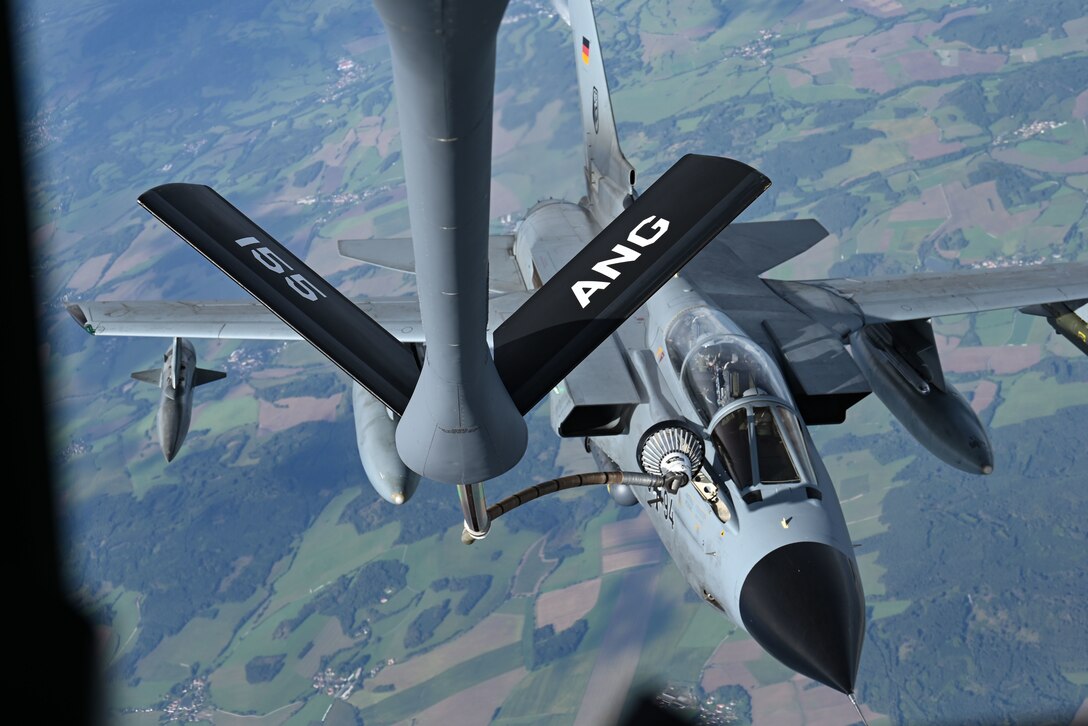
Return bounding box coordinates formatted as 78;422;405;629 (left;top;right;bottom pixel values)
131;368;159;385
138;184;420;414
194;368;227;387
338;235;525;292
494;154;770;413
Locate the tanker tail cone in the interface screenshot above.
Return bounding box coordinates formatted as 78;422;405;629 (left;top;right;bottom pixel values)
375;0;527;483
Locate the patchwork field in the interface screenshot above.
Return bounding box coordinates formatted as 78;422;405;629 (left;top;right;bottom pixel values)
30;0;1088;723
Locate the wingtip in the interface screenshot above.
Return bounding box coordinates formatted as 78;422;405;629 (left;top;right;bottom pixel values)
66;304;95;335
138;182;214;208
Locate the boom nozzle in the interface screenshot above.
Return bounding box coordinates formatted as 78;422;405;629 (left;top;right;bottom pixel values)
848;693;869;726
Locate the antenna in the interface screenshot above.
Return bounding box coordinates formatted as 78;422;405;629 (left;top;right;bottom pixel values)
848;692;870;726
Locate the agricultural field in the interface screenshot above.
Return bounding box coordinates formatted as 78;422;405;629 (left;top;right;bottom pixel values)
22;0;1087;723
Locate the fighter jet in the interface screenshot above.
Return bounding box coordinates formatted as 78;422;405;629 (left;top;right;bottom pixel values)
129;337;226;462
67;0;1087;702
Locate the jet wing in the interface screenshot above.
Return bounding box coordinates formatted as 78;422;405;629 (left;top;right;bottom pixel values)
68;299;426;342
67;294;535;343
767;263;1088;330
684;231;1086;426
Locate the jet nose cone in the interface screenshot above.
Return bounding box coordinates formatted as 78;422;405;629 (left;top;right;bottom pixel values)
161;438;180;462
740;542;865;694
160;429;182;462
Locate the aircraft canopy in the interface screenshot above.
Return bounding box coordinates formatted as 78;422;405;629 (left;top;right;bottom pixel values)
676;334;792;422
709;404;808;488
669;324;810;489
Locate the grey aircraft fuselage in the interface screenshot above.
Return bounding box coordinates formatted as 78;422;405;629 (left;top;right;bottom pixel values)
367;0;864;686
130;337;226;462
154;338;197;463
513;196;864;693
137;337;199;463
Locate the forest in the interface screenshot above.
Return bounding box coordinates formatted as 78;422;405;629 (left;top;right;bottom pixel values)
853;406;1087;724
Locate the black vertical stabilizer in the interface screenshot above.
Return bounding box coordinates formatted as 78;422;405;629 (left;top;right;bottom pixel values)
138;184;419;414
494;154;770;413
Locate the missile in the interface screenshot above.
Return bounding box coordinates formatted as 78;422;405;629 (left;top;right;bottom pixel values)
131;338;225;461
351;383;420;505
1020;301;1088;356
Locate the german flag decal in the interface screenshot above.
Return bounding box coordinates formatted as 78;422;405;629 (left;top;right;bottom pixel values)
581;37;591;64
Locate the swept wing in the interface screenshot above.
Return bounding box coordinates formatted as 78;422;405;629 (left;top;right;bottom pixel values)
681;228;1087;425
67;299;426;342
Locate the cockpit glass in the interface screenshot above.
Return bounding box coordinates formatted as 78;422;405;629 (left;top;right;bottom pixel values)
665;310;808;488
774;405;812;480
678;337;791;424
709;405;804;488
753;407;800;484
710;408;753;488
